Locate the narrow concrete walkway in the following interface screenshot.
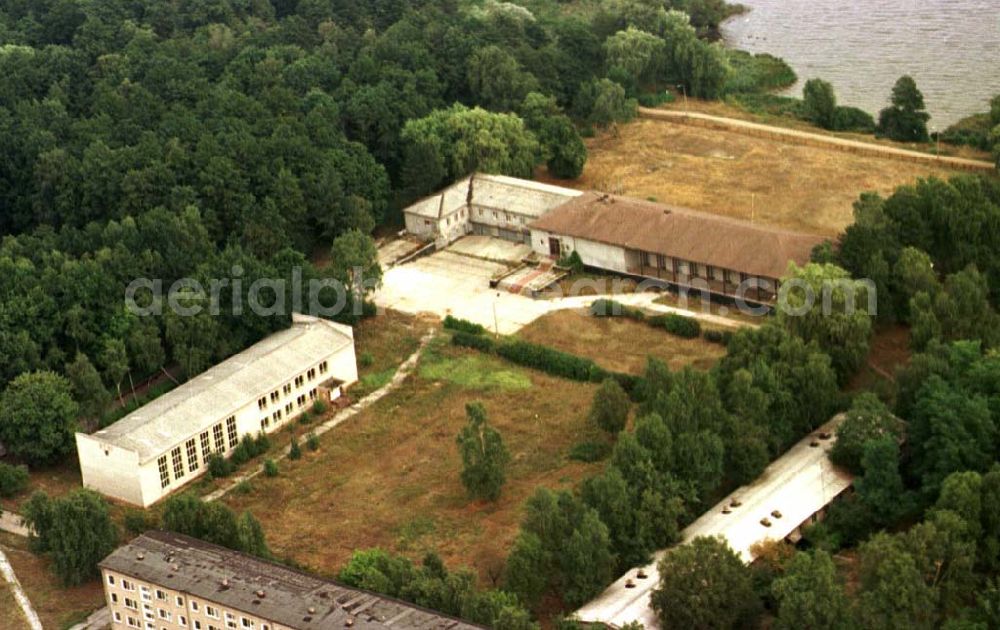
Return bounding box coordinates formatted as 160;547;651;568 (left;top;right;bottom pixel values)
0;547;44;630
638;107;996;172
66;606;109;630
203;329;437;502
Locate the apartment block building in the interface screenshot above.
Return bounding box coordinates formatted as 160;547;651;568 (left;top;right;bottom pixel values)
100;531;484;630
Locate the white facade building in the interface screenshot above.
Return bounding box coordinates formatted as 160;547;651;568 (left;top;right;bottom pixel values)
402;173;581;248
76;314;358;507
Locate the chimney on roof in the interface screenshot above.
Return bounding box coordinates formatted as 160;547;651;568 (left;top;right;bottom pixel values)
256;590;266;599
221;578;230;589
136;553;145;561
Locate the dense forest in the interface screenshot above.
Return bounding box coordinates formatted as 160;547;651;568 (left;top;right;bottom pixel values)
0;0;789;414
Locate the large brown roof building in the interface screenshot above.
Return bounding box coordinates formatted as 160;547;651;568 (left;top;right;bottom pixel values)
403;175;825;303
100;532;485;630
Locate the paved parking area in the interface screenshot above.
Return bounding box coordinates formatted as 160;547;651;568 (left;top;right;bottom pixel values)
376;250;552;334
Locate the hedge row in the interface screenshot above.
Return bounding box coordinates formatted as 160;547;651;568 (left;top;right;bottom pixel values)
451;331;642;395
703;329;734;346
443;315;487;336
590;299;702;339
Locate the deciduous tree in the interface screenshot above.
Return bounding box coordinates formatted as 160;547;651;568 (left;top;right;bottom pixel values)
456;402;510;501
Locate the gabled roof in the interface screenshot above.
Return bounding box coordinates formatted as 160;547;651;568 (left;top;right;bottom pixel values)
87;314;353;463
529;192;825;279
101;532;485;630
574;415;853;629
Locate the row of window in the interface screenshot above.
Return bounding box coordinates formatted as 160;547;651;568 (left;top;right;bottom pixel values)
256;361;328;412
109;574;276;630
475;206;528;225
259;389;317;431
158;417;237;489
637;251;777;291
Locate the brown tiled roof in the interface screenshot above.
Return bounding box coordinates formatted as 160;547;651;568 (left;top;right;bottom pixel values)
528;192;825;279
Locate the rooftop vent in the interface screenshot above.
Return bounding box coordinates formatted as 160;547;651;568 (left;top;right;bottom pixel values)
760;518;772;528
345;619;354;627
636;570;648;580
771;510;783;519
809;440;820;448
730;498;742;508
256;590;266;598
171;564;179;571
221;578;230;589
625;579;636;589
136;553;145;561
819;432;832;440
722;506;732;515
308;607;316;614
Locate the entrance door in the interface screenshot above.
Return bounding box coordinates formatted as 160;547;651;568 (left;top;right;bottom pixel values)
548;237;561;257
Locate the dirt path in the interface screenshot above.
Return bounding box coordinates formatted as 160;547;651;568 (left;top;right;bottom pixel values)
637;107;995;172
203;329;438;503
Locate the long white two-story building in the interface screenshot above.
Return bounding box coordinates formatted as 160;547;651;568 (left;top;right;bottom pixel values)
76;314;358;507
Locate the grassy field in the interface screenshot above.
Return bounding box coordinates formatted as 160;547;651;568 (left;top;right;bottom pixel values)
353;309;426;395
0;534;104;630
539;114;964;237
222;338;607;585
517;309;726;374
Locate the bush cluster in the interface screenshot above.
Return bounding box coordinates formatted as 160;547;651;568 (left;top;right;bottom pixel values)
0;462;29;497
702;329;733;345
656;313;701;338
444;315;487;336
206;433;272;478
590;299;701;339
568;441;612;463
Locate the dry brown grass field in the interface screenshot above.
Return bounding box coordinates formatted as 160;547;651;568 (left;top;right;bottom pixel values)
0;533;104;629
539;114;965;237
222;338;608;585
517;309;726;374
0;584;32;630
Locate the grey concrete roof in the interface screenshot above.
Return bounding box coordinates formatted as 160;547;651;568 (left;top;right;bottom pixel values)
88;315;353;463
575;414;853;629
101;532;485;630
402;174;581;220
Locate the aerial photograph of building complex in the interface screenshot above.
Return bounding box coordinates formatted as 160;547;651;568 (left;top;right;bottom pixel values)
0;0;998;629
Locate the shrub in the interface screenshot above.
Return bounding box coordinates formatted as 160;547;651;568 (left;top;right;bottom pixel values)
662;313;701;338
0;462;29;497
312;400;328;415
306;433;320;451
444;315;487;336
496;339;597;381
234;480;254;495
831;106;876;133
359;351;375;368
589;378;631;434
123;509;155;536
702;329;733;345
263;459;279;477
557;251;584;274
207;453;233;478
298;411;312;425
289;437;302;460
253;432;271;455
569;441;612;462
451;331;496;352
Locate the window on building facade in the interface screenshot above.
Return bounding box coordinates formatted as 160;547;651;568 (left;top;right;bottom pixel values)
114;612;122;623
226;416;237;449
156;590;167;601
127;616;139;628
677;260;691;275
186;439;198;473
205;605;218;619
190;601;199;612
158;608;170;620
213;424;225;452
125;597;138;610
140;586;151;601
108;575;116;586
111;593;118;604
712;266;725;282
284;403;292;415
297;395;306;407
260;417;269;431
273;410;282;423
307;368;316;380
171;447;184;480
270;391;279;403
309;389;317;400
295;375;304;388
158;456;170;489
179;616;187;626
241;618;254;629
257;398;266;410
175;596;184;607
122;579;135;591
193;622;201;630
319;361;328;374
283;384;291;395
200;431;211;459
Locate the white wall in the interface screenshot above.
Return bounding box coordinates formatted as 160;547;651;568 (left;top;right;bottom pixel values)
529;230;628;273
404;212;436;239
76;434;145;506
78;341;359;508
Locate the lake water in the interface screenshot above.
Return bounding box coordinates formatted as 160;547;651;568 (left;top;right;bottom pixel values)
721;0;1000;128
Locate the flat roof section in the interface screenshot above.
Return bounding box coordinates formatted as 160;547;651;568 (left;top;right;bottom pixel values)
87;314;353;463
575;414;853;629
101;531;485;630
